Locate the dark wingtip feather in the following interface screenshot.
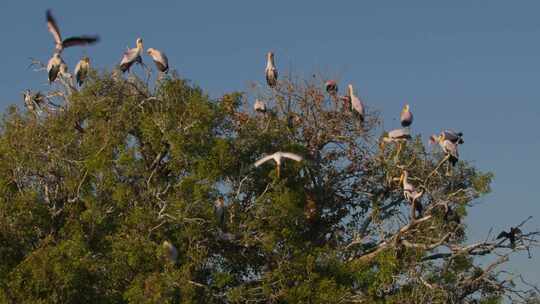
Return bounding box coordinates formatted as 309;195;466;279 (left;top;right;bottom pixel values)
46;9;54;22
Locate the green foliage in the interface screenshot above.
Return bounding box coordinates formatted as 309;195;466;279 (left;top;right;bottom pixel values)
0;72;532;303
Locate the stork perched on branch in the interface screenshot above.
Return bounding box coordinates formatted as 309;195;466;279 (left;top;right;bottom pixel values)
430;133;460;167
47;53;65;83
265;52;278;88
399;170;424;218
254;99;267;114
347;84;365;121
400;104;413;127
119;38;144;73
162;241;178;263
381;128;411;159
147;48;169;73
74;56;90;87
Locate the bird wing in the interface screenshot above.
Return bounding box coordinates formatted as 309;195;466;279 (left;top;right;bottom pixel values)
151;51;168;72
155;51;169;72
443;140;459;158
254;154;276;167
74;61;82;78
62;36;100;48
46;10;62;45
281;152;303;162
120;48;139;65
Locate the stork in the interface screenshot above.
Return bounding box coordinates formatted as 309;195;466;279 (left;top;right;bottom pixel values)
347;84;365;121
254;152;303;178
400;104;413;127
265;52;278;88
147;48;169;73
162;241;178;263
74;56;90;87
119;38;144;73
46;9;99;53
399;170;424;218
254;99;267;114
47;53;65;83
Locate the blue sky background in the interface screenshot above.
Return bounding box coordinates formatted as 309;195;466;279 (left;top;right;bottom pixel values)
0;1;538;284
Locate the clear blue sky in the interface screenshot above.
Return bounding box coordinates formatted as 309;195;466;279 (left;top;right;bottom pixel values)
0;1;538;284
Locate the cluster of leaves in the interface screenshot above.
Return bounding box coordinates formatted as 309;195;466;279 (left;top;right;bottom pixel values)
0;70;536;303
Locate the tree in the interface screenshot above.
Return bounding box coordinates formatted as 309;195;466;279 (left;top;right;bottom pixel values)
0;67;537;303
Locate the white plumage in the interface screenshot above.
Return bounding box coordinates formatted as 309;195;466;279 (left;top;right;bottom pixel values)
147;48;169;73
254;152;303;177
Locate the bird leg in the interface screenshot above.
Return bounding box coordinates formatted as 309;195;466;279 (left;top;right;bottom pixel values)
393;142;403;162
276;165;281;179
410;199;417;220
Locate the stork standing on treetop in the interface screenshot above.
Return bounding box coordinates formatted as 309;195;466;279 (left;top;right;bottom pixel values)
265;52;278;88
400;104;413;127
147;48;169;73
347;84;365;121
74;56;90;87
119;38;144;73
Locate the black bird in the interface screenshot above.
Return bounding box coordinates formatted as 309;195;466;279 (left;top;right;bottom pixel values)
497;227;522;248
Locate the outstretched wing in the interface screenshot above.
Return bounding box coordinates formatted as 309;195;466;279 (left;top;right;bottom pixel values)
254;154;276;167
46;9;62;45
62;36;100;48
281;152;303;162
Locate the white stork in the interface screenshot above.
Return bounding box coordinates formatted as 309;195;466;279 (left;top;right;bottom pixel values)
74;56;90;87
265;52;278;88
119;38;144;73
46;9;99;53
147;48;169;73
254;99;267;113
254;152;303;178
381;128;412;159
348;84;365;121
431;134;459;167
399;170;424;217
47;53;65;83
162;241;178;263
400;104;413;127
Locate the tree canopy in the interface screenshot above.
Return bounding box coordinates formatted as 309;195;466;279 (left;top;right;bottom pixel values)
0;68;538;303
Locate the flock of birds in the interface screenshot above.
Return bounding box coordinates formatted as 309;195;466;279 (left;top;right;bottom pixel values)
22;10;472;262
44;10;169;86
23;10;171;114
254;49;465;218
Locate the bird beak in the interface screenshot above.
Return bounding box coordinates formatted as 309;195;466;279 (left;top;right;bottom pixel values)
399;173;404;185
